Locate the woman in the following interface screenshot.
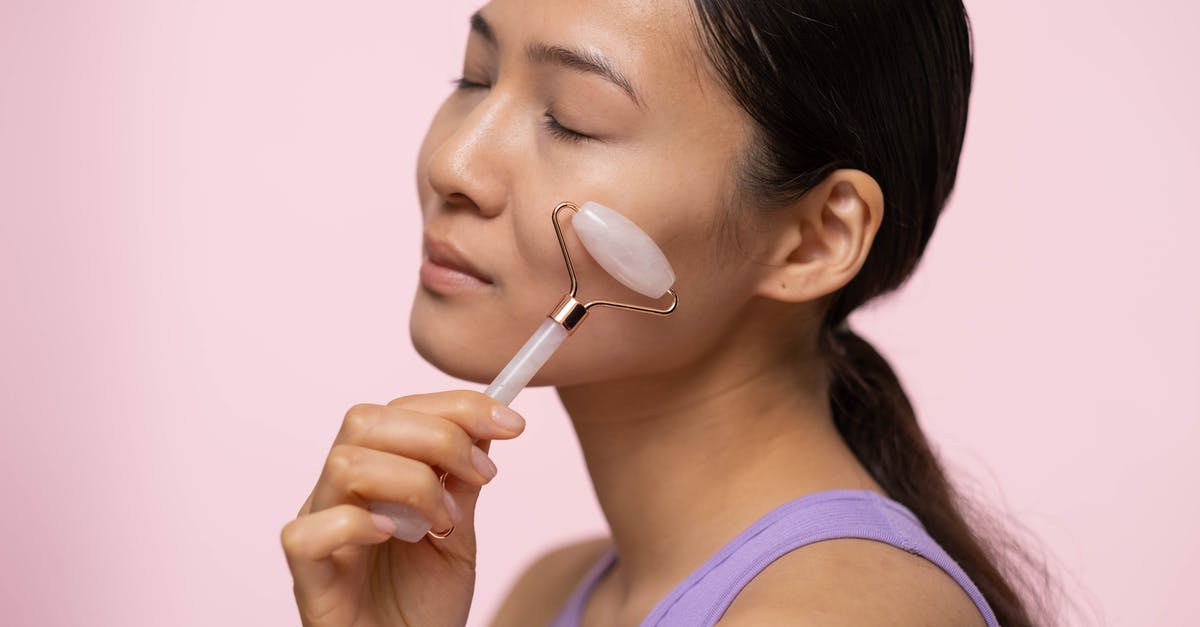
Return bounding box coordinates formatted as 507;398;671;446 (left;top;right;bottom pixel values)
281;1;1044;625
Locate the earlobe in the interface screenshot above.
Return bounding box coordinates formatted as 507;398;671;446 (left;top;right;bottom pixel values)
752;170;884;304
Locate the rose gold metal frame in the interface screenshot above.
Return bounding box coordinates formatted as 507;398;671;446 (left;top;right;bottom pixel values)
545;201;677;333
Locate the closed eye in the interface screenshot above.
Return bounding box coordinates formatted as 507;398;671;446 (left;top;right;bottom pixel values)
450;76;489;91
543;113;593;144
448;76;595;144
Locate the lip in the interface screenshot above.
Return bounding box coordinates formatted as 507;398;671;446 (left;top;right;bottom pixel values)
421;232;494;286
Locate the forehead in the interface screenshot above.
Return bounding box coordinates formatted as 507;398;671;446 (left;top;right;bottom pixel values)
479;0;719;110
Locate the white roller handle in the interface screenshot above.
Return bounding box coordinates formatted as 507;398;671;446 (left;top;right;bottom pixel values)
484;317;569;405
369;317;569;541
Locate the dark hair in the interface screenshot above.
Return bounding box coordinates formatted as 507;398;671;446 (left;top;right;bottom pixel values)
690;1;1050;624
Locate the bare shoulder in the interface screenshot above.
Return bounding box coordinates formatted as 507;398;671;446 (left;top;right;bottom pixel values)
716;538;988;627
488;535;613;627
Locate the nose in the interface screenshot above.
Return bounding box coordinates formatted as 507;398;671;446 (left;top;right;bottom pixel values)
424;94;513;219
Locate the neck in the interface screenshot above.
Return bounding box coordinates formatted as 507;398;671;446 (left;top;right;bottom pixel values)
553;301;885;612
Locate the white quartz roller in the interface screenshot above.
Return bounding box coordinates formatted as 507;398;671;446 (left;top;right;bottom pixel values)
371;201;677;542
572;201;676;299
483;201;676;404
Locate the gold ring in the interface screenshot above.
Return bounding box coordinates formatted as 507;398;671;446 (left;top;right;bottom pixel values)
428;524;454;539
426;470;455;539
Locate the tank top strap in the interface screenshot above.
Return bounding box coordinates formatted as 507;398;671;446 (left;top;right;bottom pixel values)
640;489;999;627
547;489;999;627
547;542;618;627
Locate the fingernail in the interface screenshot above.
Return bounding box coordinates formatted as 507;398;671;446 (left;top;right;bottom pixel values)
370;512;398;536
470;445;498;480
442;489;462;525
491;405;526;432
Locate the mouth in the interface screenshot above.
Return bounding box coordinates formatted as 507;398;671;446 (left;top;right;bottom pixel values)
421;233;494;286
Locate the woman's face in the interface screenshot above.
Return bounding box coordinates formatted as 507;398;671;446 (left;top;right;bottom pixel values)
412;0;776;387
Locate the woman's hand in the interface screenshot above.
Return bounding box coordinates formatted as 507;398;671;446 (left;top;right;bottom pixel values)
281;390;527;627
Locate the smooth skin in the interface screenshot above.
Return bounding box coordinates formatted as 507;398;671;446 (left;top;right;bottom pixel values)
282;0;987;625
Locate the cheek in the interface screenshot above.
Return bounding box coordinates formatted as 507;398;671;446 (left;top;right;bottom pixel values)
523;270;750;386
514;186;750;382
529;216;752;384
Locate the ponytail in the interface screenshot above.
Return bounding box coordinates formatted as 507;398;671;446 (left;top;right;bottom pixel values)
821;322;1040;626
688;0;1056;621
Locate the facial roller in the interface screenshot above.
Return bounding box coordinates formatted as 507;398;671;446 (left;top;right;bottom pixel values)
371;201;679;541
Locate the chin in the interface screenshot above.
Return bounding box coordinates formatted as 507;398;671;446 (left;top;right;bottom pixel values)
407;294;650;390
409;301;524;385
407;327;493;385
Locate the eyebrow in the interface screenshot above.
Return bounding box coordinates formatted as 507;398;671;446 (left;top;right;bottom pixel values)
469;10;646;110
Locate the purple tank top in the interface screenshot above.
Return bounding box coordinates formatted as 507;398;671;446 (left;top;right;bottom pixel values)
548;489;999;626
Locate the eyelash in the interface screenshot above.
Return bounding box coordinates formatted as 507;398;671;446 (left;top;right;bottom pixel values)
542;114;592;144
449;76;594;144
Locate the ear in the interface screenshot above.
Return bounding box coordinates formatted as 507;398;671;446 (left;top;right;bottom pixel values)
751;169;884;304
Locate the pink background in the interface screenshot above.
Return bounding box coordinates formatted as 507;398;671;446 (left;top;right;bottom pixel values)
1;1;1196;625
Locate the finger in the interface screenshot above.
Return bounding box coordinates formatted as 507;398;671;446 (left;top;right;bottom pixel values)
280;504;396;602
383;390;527;440
310;443;456;531
339;406;500;487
